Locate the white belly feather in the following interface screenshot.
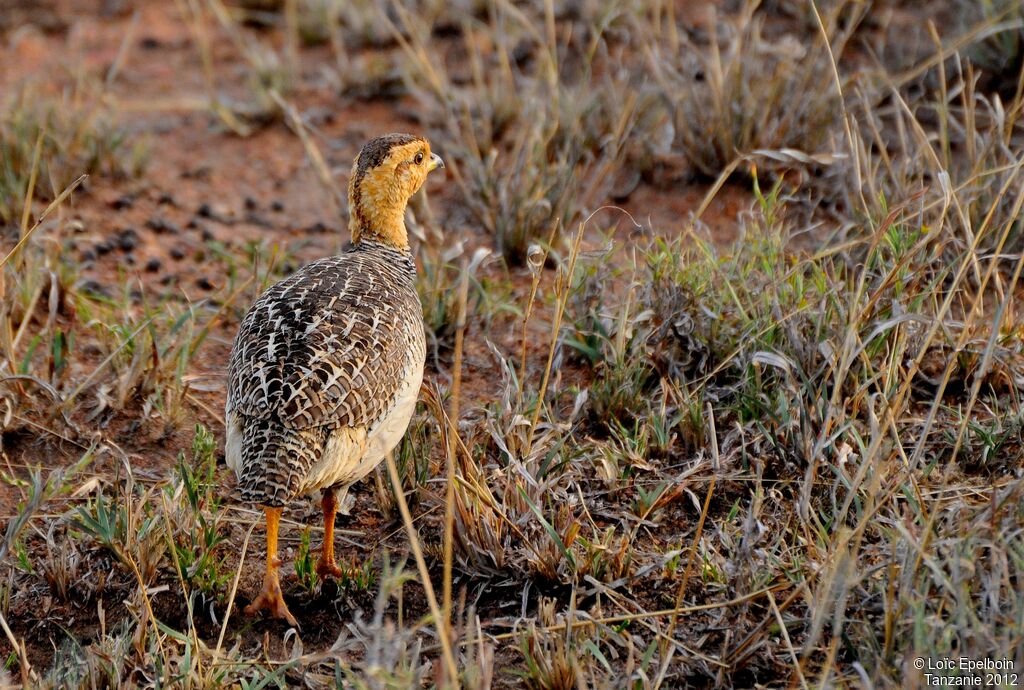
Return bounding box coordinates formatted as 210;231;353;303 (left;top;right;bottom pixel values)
300;354;424;494
225;413;243;475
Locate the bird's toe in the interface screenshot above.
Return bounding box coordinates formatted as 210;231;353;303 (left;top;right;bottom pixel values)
246;580;299;627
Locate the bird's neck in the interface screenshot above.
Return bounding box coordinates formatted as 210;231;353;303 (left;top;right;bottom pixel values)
348;180;410;251
349;209;409;251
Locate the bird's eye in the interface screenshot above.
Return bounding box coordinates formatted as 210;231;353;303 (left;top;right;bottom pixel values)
414;151;424;165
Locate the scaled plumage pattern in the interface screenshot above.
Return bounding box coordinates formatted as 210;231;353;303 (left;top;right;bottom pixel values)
225;133;443;625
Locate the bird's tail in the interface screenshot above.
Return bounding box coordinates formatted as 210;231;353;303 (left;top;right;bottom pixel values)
231;415;327;507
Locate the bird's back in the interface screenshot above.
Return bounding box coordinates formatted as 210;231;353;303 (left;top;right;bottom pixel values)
225;241;425;506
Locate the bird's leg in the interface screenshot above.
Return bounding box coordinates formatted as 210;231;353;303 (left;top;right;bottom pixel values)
316;487;345;579
245;506;298;627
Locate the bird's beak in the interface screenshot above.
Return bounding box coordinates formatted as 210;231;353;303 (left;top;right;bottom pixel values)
428;152;445;172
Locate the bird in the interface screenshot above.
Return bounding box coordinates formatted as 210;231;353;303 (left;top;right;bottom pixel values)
225;133;443;625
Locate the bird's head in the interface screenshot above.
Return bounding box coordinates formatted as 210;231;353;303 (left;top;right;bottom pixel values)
347;133;444;250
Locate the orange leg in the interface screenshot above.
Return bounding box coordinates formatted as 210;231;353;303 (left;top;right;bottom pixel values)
245;507;298;627
316;488;345;579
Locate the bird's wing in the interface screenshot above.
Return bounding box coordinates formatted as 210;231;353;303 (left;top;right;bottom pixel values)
227;254;421;430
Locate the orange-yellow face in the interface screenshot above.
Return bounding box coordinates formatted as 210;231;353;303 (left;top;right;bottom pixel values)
348;134;444;248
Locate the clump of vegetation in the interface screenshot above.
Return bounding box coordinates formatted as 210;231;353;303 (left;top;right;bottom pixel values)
0;82;145;225
391;1;645;264
646;1;858;180
165;424;230;601
416;241;508;354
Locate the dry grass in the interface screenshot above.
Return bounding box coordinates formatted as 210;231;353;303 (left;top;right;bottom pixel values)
1;0;1023;688
0;79;146;225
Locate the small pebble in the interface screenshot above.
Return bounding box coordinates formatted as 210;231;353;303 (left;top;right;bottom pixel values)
95;241;114;255
79;280;109;297
197;202;232;222
146;217;181;234
145;257;162;272
247;213;273;229
181;166;211;180
117;227;139;251
110;194;135;210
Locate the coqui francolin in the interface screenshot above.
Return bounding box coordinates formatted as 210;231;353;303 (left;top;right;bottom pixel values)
225;133;443;625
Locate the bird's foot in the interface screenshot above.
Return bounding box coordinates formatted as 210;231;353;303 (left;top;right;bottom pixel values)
315;555;345;580
245;563;298;627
